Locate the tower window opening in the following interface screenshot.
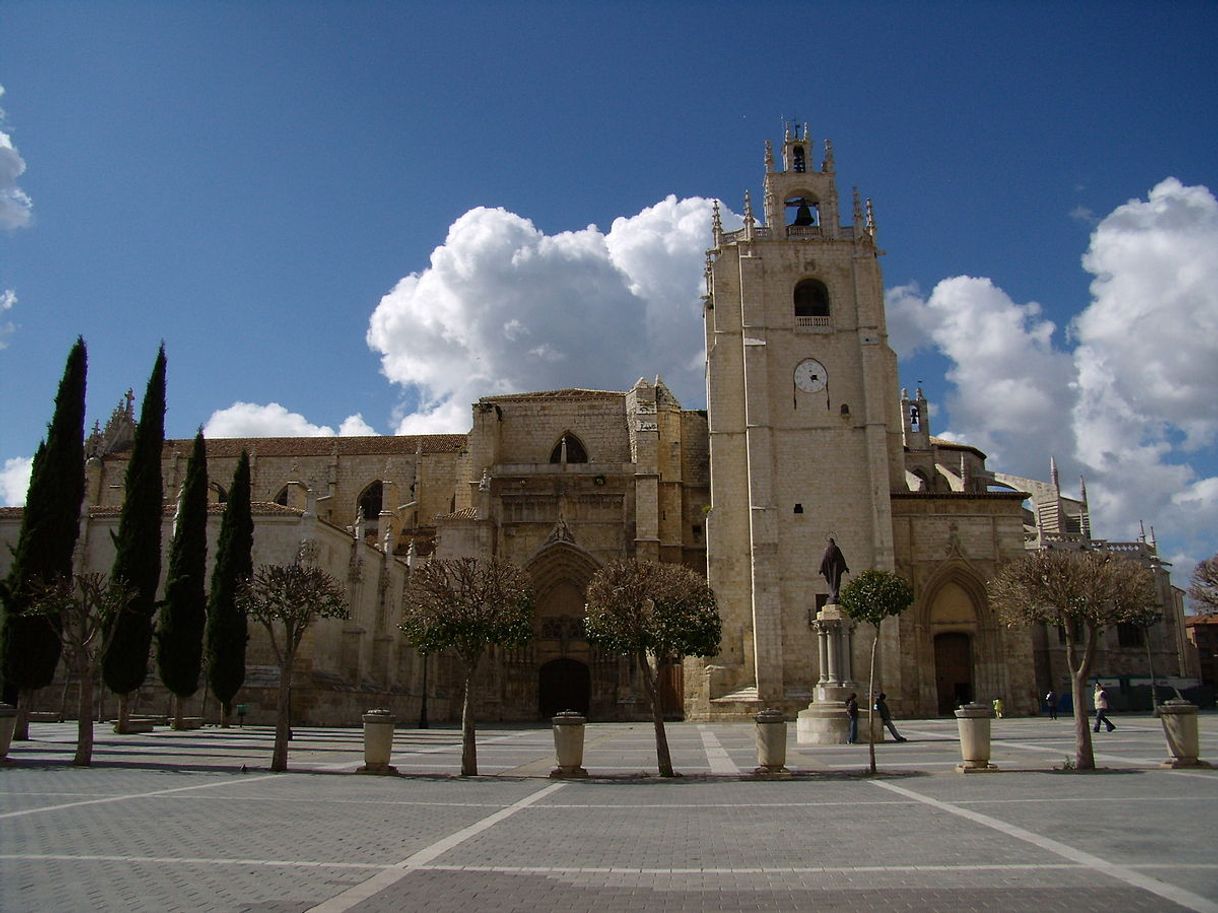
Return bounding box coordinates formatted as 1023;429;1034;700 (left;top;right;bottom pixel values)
792;145;806;173
910;404;921;432
549;432;589;464
793;279;831;327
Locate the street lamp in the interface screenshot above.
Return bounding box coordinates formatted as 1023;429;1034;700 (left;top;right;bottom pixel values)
407;542;429;729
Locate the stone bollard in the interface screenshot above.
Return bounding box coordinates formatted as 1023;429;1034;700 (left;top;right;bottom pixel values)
357;709;398;774
1158;699;1212;769
550;711;589;778
754;708;790;776
0;703;16;763
954;702;998;772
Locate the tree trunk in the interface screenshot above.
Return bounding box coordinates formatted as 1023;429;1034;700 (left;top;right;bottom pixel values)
867;626;879;776
116;691;131;734
1145;637;1158;715
1065;626;1097;770
638;651;673;777
271;656;293;772
74;654;94;767
460;661;478;777
173;693;185;730
14;689;32;741
220;700;231;728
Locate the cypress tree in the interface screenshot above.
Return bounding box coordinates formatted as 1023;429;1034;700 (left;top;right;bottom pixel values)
206;450;252;723
0;337;87;710
157;429;208;727
102;345;167;721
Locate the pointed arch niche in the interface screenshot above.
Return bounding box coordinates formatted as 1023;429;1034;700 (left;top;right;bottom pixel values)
549;431;588;464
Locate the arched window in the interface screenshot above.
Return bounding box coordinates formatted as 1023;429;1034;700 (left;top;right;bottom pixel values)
210;482;228;503
274;485;289;506
794;279;831;325
549;432;588;464
358;481;383;521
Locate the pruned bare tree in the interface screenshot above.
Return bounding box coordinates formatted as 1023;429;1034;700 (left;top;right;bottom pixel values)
1189;556;1218;615
28;574;134;766
399;557;533;776
238;544;349;772
988;549;1157;769
584;560;720;778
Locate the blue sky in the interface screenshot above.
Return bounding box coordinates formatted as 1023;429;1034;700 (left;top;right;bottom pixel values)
2;2;1216;590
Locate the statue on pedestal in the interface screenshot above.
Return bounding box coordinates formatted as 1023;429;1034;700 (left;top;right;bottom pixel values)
819;537;849;604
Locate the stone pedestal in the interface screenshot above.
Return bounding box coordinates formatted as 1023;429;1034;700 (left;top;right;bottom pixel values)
1158;699;1212;769
550;712;589;778
954;702;998;772
754;709;790;775
0;703;15;763
796;604;858;745
357;709;398;774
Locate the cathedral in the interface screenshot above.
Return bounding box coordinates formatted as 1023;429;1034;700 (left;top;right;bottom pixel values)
0;126;1192;726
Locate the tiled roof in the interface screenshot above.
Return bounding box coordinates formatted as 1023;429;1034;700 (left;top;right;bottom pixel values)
145;434;468;460
928;436;987;458
1;501;304;520
480;388;623;402
435;507;478;520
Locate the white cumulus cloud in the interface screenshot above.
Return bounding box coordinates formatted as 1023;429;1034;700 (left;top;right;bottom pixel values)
204;402;376;438
0;288;15;349
0;455;33;506
891;178;1218;576
367;197;730;433
885;277;1076;470
0;86;33;230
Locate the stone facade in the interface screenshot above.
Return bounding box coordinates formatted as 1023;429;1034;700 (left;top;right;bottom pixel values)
0;126;1192;725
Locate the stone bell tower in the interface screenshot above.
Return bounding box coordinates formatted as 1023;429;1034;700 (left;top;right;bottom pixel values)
697;124;905;718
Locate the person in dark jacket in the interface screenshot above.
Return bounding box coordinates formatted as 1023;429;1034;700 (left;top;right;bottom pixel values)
846;693;859;743
875;693;907;741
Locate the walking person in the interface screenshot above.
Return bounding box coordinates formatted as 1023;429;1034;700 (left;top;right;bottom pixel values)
1045;689;1058;720
874;692;907;742
1093;683;1116;733
846;692;859;743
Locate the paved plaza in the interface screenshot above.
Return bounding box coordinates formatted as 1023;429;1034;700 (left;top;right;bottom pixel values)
2;714;1217;912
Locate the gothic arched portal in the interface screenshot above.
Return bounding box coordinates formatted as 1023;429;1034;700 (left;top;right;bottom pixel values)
934;631;973;715
538;658;591;717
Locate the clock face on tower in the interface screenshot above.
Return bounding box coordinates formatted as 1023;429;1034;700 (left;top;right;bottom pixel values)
794;358;828;393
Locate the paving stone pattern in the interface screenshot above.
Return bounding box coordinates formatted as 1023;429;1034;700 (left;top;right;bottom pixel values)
2;715;1216;912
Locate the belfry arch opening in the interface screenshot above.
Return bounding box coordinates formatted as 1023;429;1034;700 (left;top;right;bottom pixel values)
785;194;820;227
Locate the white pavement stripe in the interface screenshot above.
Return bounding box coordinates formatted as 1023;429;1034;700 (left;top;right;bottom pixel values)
0;853;386;870
996;738;1190;768
303;780;567;913
6;852;1218;878
0;773;280;820
871;779;1218;913
698;726;740;775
